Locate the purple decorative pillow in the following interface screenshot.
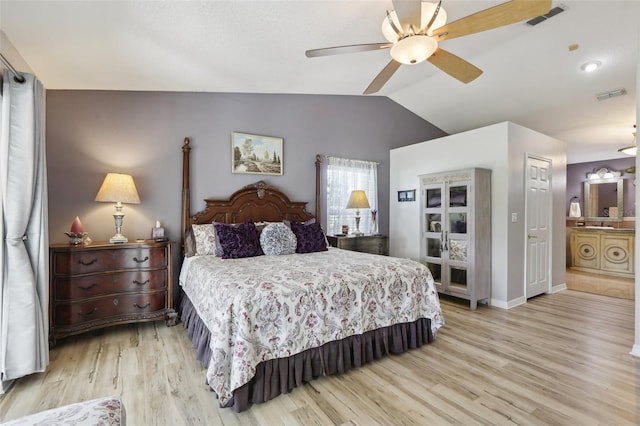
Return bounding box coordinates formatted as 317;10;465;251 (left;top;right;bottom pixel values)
290;221;328;254
214;222;263;259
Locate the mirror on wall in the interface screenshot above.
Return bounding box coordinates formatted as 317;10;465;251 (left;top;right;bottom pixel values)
583;168;624;221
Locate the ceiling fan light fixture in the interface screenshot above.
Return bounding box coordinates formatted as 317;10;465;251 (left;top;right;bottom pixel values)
382;2;448;42
382;10;402;42
421;2;447;35
391;35;437;65
618;127;637;156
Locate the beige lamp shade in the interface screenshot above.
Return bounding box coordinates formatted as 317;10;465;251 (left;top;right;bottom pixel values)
94;173;140;204
346;190;370;209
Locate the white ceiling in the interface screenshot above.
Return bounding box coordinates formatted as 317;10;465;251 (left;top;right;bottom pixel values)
1;0;637;164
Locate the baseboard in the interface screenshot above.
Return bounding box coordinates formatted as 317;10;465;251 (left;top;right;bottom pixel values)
490;296;526;310
551;283;567;293
630;344;640;358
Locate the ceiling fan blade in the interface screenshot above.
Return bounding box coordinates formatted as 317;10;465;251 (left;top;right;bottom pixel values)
392;0;422;30
364;60;402;95
305;43;392;58
427;48;483;84
431;0;552;41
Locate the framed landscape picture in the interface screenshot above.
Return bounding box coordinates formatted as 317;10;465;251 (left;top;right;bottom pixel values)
232;132;283;175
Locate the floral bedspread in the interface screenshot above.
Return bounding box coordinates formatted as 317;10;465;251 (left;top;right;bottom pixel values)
180;248;444;406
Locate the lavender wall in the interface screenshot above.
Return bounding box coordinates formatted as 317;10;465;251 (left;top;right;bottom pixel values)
566;157;636;217
46;91;445;247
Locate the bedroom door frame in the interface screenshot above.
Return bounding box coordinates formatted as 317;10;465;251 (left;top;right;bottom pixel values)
524;154;552;299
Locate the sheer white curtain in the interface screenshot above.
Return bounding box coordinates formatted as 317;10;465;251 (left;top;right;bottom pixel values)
0;70;49;393
326;156;378;236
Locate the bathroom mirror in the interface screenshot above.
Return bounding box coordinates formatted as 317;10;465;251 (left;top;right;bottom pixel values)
584;168;623;221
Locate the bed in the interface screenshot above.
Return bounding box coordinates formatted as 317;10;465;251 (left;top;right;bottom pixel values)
178;138;444;412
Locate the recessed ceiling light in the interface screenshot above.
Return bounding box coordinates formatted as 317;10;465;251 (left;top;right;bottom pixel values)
580;60;601;72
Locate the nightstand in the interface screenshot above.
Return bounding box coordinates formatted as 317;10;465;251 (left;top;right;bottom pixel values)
49;240;176;344
326;235;389;255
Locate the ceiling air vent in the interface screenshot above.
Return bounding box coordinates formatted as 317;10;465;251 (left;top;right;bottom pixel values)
526;5;565;26
596;88;627;101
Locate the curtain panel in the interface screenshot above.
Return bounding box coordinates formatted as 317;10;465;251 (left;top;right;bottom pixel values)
0;70;49;393
326;156;378;236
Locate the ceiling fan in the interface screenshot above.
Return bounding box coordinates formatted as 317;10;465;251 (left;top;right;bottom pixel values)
305;0;552;94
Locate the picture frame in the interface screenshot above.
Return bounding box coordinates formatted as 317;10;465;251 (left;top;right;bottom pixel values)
398;189;416;202
232;132;283;175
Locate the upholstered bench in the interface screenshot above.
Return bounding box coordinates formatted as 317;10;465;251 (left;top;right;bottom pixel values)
0;396;125;425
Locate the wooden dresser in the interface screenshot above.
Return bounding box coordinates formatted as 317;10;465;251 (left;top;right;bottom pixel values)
49;240;176;344
326;235;389;255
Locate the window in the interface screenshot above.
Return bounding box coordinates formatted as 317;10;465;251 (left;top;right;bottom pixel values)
326;156;378;235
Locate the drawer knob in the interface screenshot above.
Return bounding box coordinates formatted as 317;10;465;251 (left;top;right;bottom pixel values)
78;307;97;317
133;256;149;263
78;283;99;291
133;279;150;286
134;302;151;309
78;258;98;266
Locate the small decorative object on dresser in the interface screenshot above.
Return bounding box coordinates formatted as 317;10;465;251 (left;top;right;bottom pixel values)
326;234;388;256
64;216;87;245
49;240;176;345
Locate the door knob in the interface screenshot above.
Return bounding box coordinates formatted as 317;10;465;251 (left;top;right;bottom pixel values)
527;234;538;240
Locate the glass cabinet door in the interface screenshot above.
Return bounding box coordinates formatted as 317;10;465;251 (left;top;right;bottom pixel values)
449;266;468;289
425;188;442;208
448;185;467;207
448;212;467;234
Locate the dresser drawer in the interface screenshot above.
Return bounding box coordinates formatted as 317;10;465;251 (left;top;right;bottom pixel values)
54;270;168;301
53;246;167;275
53;292;167;327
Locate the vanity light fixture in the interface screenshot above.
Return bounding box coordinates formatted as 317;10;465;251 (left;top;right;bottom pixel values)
580;60;601;72
586;167;620;181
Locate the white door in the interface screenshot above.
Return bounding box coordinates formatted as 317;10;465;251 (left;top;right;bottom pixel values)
525;155;552;298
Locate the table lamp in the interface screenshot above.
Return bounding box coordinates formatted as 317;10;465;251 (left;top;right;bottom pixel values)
346;190;370;236
95;173;140;243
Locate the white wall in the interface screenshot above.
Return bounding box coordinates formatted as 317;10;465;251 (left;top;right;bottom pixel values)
632;27;640;358
0;31;33;74
389;121;566;308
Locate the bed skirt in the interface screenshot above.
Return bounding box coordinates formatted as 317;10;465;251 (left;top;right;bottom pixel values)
180;294;434;412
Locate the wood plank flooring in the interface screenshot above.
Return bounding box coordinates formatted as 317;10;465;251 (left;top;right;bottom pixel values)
566;268;635;300
1;290;638;425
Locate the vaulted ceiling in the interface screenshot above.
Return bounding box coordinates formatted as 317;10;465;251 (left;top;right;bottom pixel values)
1;0;638;163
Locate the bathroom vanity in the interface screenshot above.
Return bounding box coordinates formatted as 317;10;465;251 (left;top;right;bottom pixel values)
569;227;634;278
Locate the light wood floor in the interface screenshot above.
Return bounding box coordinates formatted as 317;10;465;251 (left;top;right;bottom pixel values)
566;268;635;300
1;291;638;425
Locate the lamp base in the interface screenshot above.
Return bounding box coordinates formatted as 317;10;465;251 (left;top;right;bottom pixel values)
109;234;128;244
351;230;364;236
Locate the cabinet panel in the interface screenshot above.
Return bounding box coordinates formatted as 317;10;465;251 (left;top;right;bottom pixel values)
54;270;168;301
601;235;633;275
571;233;599;269
54;246;167;275
54;292;168;327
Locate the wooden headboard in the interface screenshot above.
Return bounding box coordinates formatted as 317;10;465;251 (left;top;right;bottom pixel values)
181;138;318;248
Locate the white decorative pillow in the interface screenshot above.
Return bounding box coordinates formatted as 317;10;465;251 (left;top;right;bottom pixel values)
191;224;218;256
260;223;297;256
